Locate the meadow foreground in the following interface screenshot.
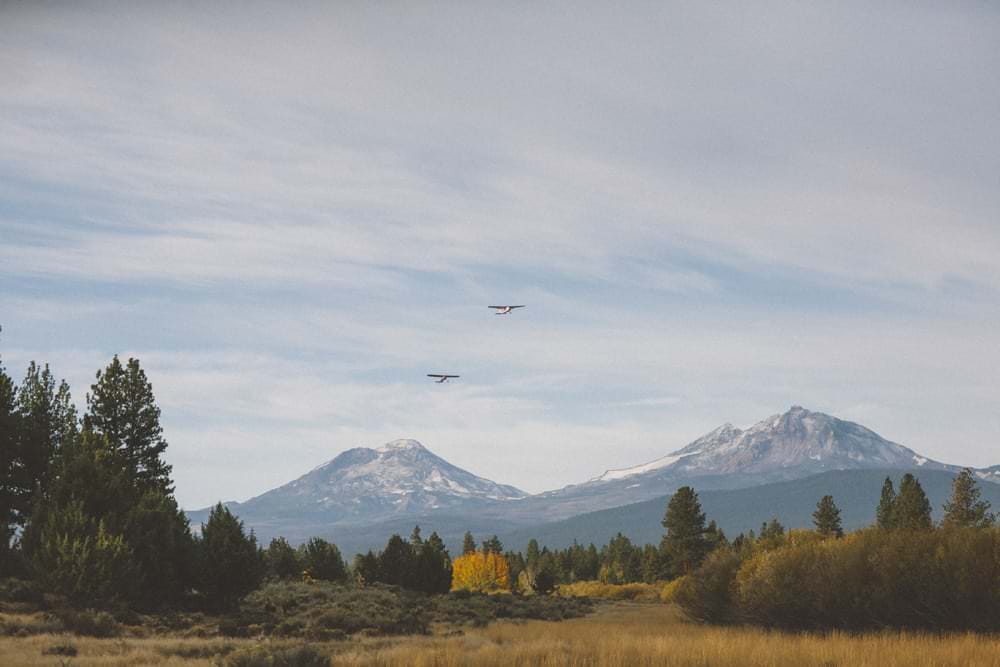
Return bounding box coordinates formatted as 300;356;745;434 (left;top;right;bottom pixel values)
3;603;1000;666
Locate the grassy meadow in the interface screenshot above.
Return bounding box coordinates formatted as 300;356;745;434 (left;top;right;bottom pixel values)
3;602;1000;666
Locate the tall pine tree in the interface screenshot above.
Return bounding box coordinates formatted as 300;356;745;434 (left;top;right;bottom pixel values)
84;356;171;492
661;486;710;575
17;362;78;517
813;495;844;538
894;473;932;530
876;476;897;529
942;468;994;528
462;531;476;555
0;345;21;572
196;503;262;608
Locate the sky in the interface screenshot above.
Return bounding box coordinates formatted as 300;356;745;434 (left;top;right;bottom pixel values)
1;2;998;510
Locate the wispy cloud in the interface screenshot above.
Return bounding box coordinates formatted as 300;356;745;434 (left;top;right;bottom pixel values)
2;1;998;507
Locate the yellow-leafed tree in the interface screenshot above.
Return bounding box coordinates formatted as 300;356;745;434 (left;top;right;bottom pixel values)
451;550;511;592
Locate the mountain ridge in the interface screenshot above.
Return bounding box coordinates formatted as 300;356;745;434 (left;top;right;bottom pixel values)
187;406;997;547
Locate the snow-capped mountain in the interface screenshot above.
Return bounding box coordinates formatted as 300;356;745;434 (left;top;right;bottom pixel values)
601;406;949;481
521;406;982;522
187;407;998;551
190;439;525;529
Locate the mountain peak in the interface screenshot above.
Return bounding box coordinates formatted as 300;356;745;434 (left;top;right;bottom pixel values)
376;439;427;453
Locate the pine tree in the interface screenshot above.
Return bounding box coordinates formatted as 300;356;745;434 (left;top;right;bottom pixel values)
462;531;476;555
84;356;172;492
482;535;504;554
353;550;379;584
661;486;710;575
265;537;302;580
894;473;932;530
415;531;452;594
942;468;994;528
410;525;423;546
876;476;897;529
17;362;78;504
25;432;139;604
378;534;415;587
300;537;347;581
0;350;21;569
813;495;844;538
196;503;262;609
526;538;540;570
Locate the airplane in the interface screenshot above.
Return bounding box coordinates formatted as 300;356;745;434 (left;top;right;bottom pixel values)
489;305;526;315
427;374;460;383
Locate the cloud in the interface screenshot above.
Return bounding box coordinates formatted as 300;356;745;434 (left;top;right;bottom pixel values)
1;2;998;507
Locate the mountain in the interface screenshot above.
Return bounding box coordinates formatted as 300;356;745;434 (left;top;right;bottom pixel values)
186;439;525;536
495;468;1000;553
186;406;997;552
515;406;965;521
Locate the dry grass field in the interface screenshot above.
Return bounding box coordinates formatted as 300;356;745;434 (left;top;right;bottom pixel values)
3;603;1000;666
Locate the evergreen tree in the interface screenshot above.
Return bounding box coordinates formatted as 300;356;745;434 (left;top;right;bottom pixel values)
462;531;476;555
415;531;452;594
196;503;262;608
532;552;558;594
378;534;415;587
300;537;347;581
661;486;710;575
876;476;897;529
482;535;504;554
942;468;994;529
353;550;379;584
813;495;844;538
640;544;662;583
0;350;21;570
410;525;423;546
526;538;540;570
16;363;78;514
894;473;932;530
265;537;302;580
84;356;172;492
25;432;138;605
705;520;728;551
122;489;195;606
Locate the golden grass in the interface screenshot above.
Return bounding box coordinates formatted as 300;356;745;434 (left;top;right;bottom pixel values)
2;603;1000;666
331;604;1000;667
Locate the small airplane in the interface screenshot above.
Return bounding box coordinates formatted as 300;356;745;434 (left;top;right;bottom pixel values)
489;305;526;315
427;374;460;383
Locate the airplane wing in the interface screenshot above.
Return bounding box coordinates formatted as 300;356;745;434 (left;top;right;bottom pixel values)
488;306;504;309
510;305;526;309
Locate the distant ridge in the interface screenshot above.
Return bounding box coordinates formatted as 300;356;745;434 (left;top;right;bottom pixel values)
186;407;997;551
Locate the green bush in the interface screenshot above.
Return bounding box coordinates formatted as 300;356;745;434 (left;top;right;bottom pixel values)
226;644;329;667
673;550;741;624
42;642;78;657
53;608;120;637
238;581;428;637
0;577;42;604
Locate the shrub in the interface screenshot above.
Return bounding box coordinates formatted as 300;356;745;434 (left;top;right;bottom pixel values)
53;608;120;637
659;577;686;603
0;577;42;604
226;644;329;667
239;581;428;637
689;526;1000;632
42;642;78;657
674;550;741;624
556;580;663;602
